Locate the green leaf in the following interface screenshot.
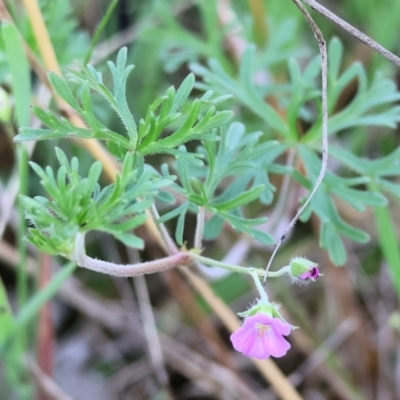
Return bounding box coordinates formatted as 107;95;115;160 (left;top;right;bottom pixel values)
187;193;205;206
158;202;189;224
171;73;195;113
107;140;128;161
86;161;103;194
248;228;274;245
110;214;148;232
378;180;400;199
330;146;400;178
335;219;370;243
23;151;163;255
48;72;82;113
190;177;207;201
156;190;176;204
177;153;193;193
213;184;265;211
191;47;289;135
175;203;188;246
107;47;138;144
328;37;343;82
114;233;144;249
204;214;224;240
320;222;347;265
331;186;387;210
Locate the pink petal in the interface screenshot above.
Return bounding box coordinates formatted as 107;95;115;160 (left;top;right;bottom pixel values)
299;267;320;280
262;329;291;357
242;335;271;359
270;318;291;336
299;272;309;279
230;314;292;359
230;326;254;352
241;314;266;328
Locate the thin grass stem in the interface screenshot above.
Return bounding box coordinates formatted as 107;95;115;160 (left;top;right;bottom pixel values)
264;0;328;282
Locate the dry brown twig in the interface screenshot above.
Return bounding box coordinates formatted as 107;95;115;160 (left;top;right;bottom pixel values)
25;358;74;400
132;273;171;394
302;0;400;67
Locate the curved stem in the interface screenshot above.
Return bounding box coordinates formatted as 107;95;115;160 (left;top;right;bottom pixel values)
264;0;328;282
71;232;188;277
302;0;400;67
71;235;291;280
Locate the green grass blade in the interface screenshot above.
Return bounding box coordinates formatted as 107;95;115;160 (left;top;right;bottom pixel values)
370;183;400;298
0;278;31;399
2;21;31;365
16;262;77;329
0;277;15;344
84;0;119;64
1;21;31;126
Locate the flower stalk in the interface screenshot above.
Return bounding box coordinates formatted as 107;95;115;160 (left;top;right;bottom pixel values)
250;270;269;302
189;253;290;279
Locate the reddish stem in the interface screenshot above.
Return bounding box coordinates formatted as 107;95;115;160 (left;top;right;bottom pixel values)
36;253;54;400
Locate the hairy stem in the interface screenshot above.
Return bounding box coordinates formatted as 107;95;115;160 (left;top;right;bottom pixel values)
72;232;188;277
70;235;292;280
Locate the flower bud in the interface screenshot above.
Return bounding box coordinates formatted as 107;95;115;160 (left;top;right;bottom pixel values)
289;256;320;281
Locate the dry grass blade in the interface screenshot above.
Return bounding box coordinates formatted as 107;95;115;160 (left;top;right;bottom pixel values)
302;0;400;67
161;334;260;400
133;273;172;395
26;358;75;400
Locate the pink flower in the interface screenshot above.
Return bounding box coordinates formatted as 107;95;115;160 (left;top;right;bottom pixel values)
298;266;320;281
230;313;291;359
